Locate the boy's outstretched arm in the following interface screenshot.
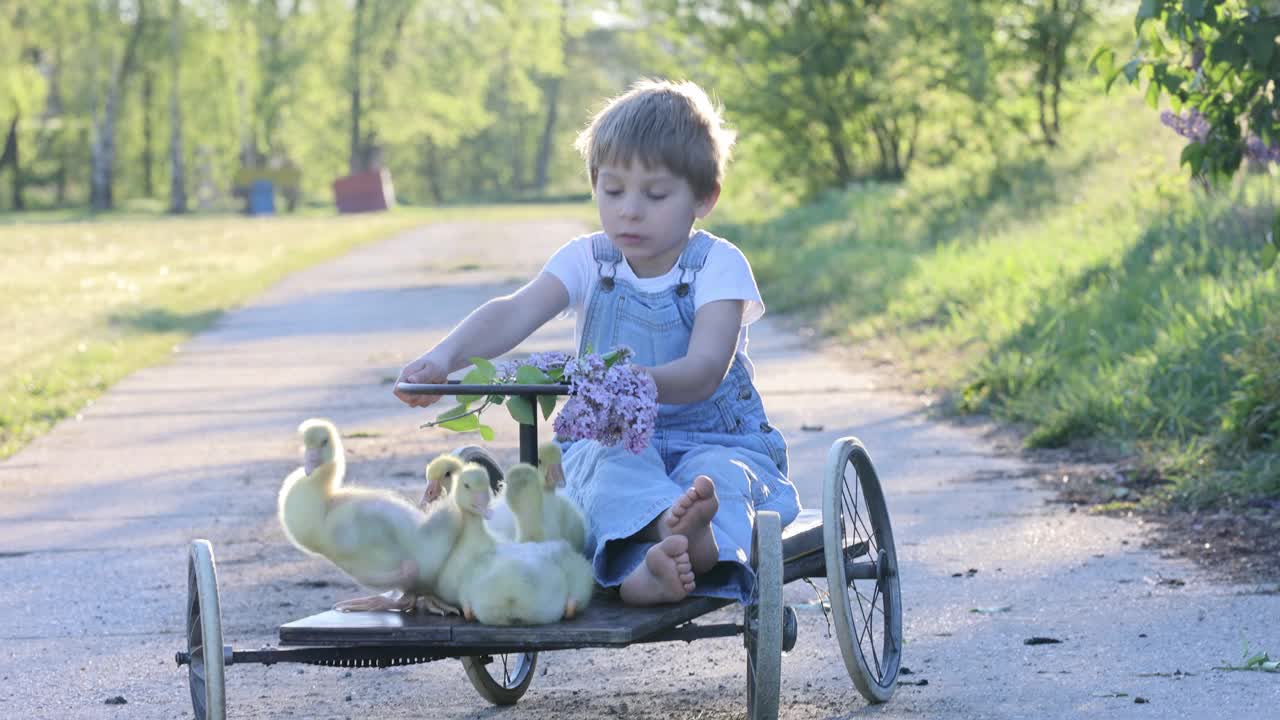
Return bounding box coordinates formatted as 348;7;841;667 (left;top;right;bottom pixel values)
394;273;570;407
645;299;744;405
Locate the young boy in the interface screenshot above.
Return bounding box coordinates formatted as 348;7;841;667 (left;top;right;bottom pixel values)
394;79;800;605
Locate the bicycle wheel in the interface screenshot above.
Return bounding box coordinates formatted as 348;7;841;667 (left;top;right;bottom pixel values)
460;653;536;705
746;511;783;720
822;437;902;703
186;539;226;719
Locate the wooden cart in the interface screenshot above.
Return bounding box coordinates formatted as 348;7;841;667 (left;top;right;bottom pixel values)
177;383;903;719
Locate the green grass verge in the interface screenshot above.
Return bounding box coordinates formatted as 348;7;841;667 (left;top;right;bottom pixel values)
0;203;595;460
718;94;1280;510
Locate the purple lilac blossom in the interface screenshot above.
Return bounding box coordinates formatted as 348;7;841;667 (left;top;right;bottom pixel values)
1245;135;1280;165
1160;109;1210;143
553;350;658;453
495;351;573;382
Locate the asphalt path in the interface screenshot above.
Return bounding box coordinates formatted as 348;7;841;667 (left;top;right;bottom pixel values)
1;217;1277;719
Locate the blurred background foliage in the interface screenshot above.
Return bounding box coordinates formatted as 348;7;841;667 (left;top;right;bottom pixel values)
0;0;1137;212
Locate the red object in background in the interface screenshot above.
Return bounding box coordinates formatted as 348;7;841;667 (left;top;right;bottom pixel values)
332;168;396;213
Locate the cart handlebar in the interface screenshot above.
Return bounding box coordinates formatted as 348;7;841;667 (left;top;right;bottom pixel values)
395;381;571;397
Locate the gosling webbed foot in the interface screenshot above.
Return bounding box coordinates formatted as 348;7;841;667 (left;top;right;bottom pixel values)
414;593;461;616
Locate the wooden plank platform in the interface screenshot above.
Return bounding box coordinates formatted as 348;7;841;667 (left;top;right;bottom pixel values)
279;510;826;651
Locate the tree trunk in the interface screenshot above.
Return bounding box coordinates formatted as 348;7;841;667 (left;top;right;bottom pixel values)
142;71;154;197
533;0;569;193
45;45;66;206
0;115;22;211
533;76;561;193
168;0;187;213
819;105;853;186
90;0;147;212
422;138;444;204
348;0;365;174
511;115;526;192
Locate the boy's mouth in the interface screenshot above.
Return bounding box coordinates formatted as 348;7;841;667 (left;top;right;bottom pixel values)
616;232;645;245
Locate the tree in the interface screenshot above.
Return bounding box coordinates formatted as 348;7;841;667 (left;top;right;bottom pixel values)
88;0;149;211
659;0;930;190
1001;1;1094;147
0;4;51;210
1096;0;1280;181
167;0;187;213
1094;0;1280;265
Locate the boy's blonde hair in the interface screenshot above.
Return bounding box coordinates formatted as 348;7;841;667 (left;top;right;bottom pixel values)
574;79;735;201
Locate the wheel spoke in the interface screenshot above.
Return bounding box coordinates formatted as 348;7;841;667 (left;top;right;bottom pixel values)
842;467;880;560
866;580;885;678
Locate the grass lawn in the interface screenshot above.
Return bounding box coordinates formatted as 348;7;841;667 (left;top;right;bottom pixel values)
0;203;594;460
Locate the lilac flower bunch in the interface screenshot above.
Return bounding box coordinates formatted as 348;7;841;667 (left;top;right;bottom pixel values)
1245;135;1280;166
494;351;573;383
554;347;658;454
423;346;659;453
1160;109;1210;143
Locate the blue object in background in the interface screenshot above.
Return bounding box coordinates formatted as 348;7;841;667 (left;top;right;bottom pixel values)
248;180;275;215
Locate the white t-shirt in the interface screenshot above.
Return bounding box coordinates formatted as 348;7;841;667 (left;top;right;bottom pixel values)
542;232;766;375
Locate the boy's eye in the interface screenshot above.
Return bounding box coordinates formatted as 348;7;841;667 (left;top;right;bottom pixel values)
646;193;668;201
602;188;622;197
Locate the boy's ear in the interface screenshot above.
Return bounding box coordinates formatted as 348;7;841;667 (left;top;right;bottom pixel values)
694;183;721;219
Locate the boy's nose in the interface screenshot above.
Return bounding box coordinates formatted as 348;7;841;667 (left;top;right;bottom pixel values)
619;198;642;220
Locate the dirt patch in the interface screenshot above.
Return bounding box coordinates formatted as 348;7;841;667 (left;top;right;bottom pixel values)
1034;454;1280;587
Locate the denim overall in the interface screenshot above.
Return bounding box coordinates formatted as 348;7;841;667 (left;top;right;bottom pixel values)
561;230;801;603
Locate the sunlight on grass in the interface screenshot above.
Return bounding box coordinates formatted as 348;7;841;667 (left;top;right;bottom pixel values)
720;93;1280;508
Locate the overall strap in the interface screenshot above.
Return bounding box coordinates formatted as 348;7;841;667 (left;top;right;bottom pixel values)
673;231;715;297
590;233;623;291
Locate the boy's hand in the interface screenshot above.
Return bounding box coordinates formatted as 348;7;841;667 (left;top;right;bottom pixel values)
393;353;449;408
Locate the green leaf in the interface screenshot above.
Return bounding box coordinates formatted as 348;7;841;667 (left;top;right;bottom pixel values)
487;394;506;405
1261;242;1278;270
1244;26;1276;67
1265;213;1280;270
538;393;558;420
467;357;497;380
1182;0;1205;19
458;367;490;403
1211;33;1247;67
1136;0;1160;30
515;365;553;384
1145;80;1162;108
1123;59;1143;83
437;403;472;422
1180;142;1207;173
507;396;536;425
1089;46;1115;75
478;424;496;442
439;413;481;432
1105;66;1125;93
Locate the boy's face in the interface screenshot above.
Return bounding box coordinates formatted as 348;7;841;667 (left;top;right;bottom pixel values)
595;161;719;278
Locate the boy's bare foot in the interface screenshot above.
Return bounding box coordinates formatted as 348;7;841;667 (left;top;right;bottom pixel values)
620;535;695;605
664;475;720;574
